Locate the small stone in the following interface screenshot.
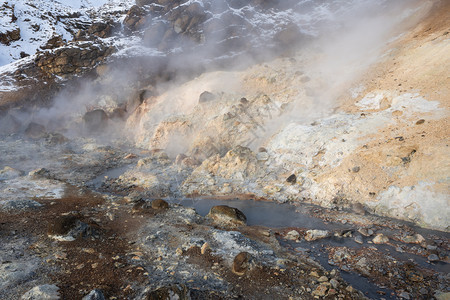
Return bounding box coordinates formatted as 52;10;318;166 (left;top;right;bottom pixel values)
201;242;210;254
318;276;328;282
260;230;271;237
310;271;320;278
151;199;169;210
286;174;297;184
352;166;360;173
330;269;337;277
312;284;328;297
82;289;105;300
199;91;216;103
330;278;339;288
232;252;252;276
354;235;363;244
305;229;330;241
372;233;389;244
401;233;425;244
256;151;269;161
357;228;373;237
176;248;183;256
352;202;366;215
428;254;439;262
415;119;425;125
427;245;437;251
399;291;411;299
285;230;300;241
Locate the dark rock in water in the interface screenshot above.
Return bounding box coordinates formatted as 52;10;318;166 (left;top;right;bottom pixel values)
199;91;216;103
232;251;252;276
286;174;296;184
207;205;247;225
82;289;105;300
47;215;78;235
24;122;47;139
144;284;189;300
83;109;108;131
152;199;169;210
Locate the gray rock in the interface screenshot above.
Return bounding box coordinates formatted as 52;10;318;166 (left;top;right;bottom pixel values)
372;233;389;244
21;284;60;300
428;254;439;262
285;230;300;241
357;227;373;237
399;291;411;299
304;229;330;241
354;235;363;244
82;289;105;300
330;278;339;288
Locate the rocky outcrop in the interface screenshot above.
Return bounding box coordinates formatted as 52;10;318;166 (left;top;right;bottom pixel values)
35;43;114;78
0;28;20;45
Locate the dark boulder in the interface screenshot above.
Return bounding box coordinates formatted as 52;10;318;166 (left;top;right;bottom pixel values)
232;251;252;275
151;199;169;210
24;122;46;139
83;109;108;131
207;205;247;226
286;174;296;184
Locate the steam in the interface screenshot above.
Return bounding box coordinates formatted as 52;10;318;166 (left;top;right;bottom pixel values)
0;0;430;156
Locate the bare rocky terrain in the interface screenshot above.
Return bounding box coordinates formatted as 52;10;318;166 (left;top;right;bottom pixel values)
0;0;449;299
